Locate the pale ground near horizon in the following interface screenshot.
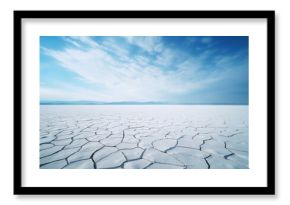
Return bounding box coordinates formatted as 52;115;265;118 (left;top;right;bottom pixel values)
40;105;248;169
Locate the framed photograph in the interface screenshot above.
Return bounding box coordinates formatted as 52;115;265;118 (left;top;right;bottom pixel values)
14;10;275;195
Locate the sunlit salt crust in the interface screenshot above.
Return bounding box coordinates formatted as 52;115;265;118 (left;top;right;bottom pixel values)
40;105;248;169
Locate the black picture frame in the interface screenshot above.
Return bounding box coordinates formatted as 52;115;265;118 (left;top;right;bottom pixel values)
14;10;275;195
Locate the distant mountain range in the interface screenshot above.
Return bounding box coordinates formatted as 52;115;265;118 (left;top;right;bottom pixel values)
40;100;248;105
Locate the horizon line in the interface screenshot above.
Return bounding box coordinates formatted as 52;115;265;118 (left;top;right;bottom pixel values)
40;100;248;105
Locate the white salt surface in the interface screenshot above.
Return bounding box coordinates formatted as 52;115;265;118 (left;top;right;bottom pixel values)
40;105;248;169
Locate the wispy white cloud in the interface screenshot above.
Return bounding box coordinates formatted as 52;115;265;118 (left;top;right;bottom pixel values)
155;48;176;66
124;36;163;53
69;36;100;48
63;37;81;48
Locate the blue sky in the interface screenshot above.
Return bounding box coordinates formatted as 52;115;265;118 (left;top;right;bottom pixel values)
40;36;248;104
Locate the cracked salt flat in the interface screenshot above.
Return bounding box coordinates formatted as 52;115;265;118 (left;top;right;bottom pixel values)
124;159;151;169
40;105;248;169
